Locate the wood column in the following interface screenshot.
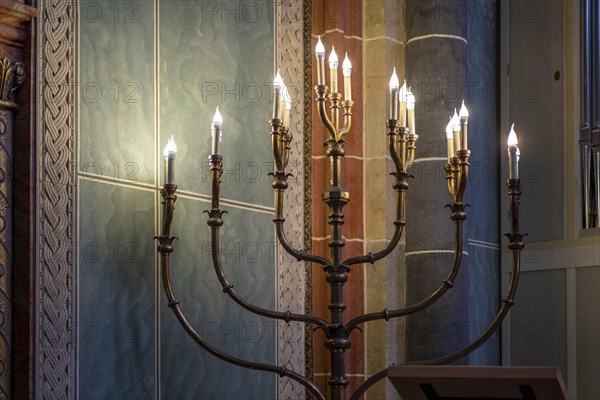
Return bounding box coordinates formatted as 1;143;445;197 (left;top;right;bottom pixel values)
0;1;36;398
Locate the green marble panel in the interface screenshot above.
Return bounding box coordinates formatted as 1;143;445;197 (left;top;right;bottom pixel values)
78;179;156;399
160;196;276;399
159;0;275;207
79;0;156;184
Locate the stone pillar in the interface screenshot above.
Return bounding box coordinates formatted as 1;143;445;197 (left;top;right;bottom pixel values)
403;0;501;365
404;0;471;363
0;56;25;399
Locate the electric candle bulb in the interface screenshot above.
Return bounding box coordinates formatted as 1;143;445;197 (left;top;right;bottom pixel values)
389;68;400;89
342;53;352;100
329;46;339;93
399;80;408;127
389;68;399;120
272;70;284;120
451;109;460;130
342;53;352;76
445;117;453;135
459;100;469;150
507;123;518;147
507;123;520;180
316;36;326;85
315;36;325;57
328;46;339;68
274;70;284;89
163;135;177;185
212;107;223;126
406;88;416;135
459;99;469;118
211;107;223;156
446;117;454;161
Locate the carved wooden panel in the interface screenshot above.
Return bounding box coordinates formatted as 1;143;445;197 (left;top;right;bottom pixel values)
277;1;307;398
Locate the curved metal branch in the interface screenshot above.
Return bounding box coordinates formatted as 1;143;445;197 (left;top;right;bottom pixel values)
349;368;388;400
273;179;331;267
315;85;337;140
410;245;521;365
343;173;408;268
275;222;331;267
344;218;464;335
348;239;522;399
160;252;326;400
337;100;353;139
343;223;404;267
209;220;329;330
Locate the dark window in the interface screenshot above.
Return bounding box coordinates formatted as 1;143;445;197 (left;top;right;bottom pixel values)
581;0;600;228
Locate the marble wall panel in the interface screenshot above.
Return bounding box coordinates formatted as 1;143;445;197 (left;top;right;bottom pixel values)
78;1;278;398
79;0;156;185
465;0;500;365
78;180;156;399
159;0;275;207
160;196;276;399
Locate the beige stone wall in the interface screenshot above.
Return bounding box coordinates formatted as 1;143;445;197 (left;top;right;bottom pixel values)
362;1;406;398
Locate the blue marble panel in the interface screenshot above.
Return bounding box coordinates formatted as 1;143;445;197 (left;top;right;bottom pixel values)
467;244;500;365
159;0;275;207
79;0;156;184
160;196;276;399
465;0;500;245
465;0;501;365
510;270;567;380
78;179;156;399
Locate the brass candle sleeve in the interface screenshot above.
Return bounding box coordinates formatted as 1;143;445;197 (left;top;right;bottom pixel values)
337;100;354;139
270;119;287;173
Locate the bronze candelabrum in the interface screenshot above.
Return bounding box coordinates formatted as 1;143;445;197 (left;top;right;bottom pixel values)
156;79;525;400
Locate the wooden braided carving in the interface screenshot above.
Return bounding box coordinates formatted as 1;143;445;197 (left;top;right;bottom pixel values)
277;1;307;398
36;1;77;399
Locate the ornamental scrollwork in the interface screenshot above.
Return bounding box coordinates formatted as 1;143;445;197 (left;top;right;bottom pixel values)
0;58;25;103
